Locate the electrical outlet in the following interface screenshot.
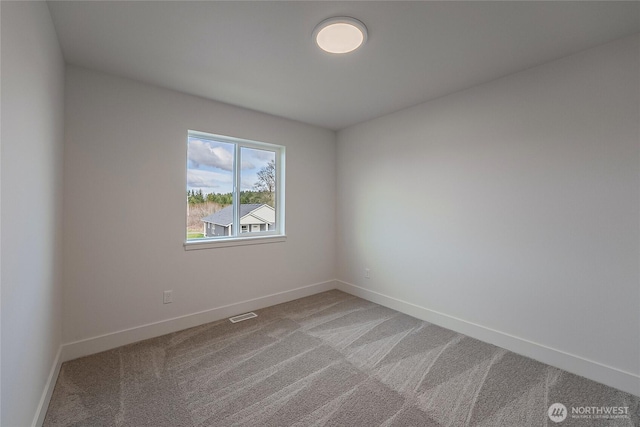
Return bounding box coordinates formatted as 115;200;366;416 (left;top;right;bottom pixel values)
163;290;173;304
364;268;370;279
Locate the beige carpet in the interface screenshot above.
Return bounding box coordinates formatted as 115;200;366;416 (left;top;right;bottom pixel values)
44;290;638;426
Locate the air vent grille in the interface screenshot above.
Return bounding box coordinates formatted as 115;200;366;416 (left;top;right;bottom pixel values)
229;312;257;323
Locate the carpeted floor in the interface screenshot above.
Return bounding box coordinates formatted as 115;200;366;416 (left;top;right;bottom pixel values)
44;290;638;426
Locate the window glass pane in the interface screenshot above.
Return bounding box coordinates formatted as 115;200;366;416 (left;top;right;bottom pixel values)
185;131;283;244
240;147;276;233
186;136;235;240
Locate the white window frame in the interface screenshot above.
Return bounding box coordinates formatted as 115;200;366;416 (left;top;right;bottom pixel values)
184;130;286;250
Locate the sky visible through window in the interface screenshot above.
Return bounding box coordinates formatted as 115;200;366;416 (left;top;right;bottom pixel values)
187;136;275;196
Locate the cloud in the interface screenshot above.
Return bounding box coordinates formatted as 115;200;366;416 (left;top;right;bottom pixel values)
242;148;274;170
188;139;261;171
248;149;275;161
241;160;256;170
188;139;233;171
240;176;257;191
187;168;232;190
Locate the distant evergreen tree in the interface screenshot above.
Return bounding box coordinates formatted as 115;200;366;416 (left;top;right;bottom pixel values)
187;189;206;204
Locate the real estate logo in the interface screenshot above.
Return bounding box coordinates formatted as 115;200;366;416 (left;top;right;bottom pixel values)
547;403;630;422
548;403;567;423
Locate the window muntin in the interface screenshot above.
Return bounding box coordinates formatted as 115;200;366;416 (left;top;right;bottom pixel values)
186;131;284;243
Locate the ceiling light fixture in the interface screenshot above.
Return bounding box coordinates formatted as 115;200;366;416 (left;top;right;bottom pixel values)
313;17;367;54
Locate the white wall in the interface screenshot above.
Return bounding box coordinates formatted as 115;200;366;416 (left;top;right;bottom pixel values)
337;35;639;387
63;67;336;343
1;2;66;426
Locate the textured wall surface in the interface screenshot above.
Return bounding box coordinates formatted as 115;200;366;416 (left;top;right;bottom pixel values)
337;35;640;380
1;2;66;425
63;67;337;343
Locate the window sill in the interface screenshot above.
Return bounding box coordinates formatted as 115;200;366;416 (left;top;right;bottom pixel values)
184;235;287;250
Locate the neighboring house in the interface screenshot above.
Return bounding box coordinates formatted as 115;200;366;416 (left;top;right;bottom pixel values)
202;204;275;237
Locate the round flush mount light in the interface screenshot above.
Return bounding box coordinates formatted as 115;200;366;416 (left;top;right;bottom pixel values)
313;17;368;54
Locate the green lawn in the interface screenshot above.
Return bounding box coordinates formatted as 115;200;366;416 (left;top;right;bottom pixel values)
187;232;205;239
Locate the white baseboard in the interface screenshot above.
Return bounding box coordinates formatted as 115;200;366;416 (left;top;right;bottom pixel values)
61;280;336;363
36;277;638;427
32;345;63;427
336;280;640;397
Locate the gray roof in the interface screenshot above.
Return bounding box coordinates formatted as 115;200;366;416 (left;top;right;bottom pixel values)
202;204;265;226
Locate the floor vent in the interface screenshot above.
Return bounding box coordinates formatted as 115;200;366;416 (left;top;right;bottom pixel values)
229;312;258;323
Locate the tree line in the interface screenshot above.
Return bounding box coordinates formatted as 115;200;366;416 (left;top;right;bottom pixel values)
187;189;273;206
188;159;276;207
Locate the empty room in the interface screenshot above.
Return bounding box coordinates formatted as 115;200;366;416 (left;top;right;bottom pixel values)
1;1;639;426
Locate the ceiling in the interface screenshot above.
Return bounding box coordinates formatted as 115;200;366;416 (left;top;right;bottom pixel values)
48;1;640;131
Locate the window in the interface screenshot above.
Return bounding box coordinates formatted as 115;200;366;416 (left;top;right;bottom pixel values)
185;131;285;247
